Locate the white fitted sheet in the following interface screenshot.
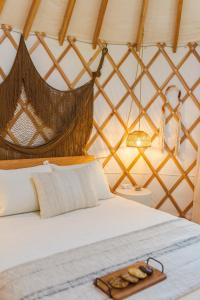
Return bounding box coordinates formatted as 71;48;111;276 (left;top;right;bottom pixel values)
0;195;175;272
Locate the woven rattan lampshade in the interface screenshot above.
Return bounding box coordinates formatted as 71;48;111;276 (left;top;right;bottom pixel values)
126;130;151;148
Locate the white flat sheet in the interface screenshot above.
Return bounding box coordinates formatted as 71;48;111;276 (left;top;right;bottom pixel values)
0;196;175;272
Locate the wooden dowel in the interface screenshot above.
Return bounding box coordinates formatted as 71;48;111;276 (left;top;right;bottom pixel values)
23;0;41;39
59;0;76;46
0;0;5;14
173;0;184;53
92;0;108;49
136;0;148;52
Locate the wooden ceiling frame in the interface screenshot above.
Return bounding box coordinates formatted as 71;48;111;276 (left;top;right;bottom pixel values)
173;0;184;53
92;0;108;49
23;0;41;40
59;0;76;46
0;0;189;54
0;0;5;14
136;0;148;52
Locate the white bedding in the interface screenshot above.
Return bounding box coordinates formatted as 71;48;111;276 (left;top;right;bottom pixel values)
0;195;175;272
1;195;200;300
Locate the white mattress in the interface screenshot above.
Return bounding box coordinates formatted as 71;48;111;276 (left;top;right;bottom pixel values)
0;195;175;272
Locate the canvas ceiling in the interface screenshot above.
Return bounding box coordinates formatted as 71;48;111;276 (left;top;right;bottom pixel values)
0;0;199;46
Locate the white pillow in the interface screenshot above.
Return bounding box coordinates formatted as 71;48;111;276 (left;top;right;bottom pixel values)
50;160;112;200
0;165;52;216
0;163;51;174
32;167;98;218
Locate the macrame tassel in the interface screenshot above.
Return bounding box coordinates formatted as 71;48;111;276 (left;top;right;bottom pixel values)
159;106;165;152
164;85;182;157
175;105;182;157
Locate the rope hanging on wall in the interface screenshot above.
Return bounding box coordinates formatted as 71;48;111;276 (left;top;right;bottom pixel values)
0;36;108;158
159;85;182;156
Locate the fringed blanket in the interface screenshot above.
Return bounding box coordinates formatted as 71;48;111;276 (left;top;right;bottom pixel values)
1;219;200;300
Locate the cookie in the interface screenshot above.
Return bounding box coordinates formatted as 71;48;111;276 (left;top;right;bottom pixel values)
139;265;153;276
128;267;147;279
121;273;139;283
109;277;129;289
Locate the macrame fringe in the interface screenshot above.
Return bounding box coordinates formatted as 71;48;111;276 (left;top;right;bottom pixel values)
174;106;182;157
0;36;108;159
159;85;182;157
159;107;165;152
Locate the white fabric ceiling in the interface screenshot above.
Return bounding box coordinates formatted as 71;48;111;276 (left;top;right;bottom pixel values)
0;0;200;46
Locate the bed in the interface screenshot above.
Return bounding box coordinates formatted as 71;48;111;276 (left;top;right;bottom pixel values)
0;156;200;300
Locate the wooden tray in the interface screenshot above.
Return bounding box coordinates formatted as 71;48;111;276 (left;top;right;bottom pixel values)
94;258;166;299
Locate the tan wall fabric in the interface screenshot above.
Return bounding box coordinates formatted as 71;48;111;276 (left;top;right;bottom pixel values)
0;29;199;219
0;0;199;45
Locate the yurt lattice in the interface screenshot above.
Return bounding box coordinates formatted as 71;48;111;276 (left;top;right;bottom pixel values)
0;26;199;219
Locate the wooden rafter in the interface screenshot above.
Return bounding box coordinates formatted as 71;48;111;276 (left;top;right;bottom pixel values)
23;0;41;40
173;0;184;53
136;0;148;52
58;0;76;46
92;0;108;49
0;0;5;14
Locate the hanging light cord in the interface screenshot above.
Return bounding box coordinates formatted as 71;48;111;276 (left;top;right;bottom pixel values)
126;33;144;131
138;44;144;131
126;51;140;129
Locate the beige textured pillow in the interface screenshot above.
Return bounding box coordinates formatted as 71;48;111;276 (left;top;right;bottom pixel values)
32;167;98;218
50;160;112;200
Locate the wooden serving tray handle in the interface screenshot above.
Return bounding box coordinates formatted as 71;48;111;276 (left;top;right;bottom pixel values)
146;257;164;272
94;258;167;300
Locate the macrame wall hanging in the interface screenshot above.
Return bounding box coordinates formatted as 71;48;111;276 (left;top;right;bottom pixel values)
159;85;183;157
0;36;108;159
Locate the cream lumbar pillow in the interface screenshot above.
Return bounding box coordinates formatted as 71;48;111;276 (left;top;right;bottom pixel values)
0;165;52;216
32;167;98;218
50;160;112;200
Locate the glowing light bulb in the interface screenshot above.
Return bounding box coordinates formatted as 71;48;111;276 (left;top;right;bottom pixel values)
136;139;142;147
126;130;151;148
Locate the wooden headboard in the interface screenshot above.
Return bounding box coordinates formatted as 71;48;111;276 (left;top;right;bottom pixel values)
0;156;95;169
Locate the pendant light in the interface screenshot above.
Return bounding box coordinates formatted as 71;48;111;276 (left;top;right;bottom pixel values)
126;130;151;148
126;38;151;148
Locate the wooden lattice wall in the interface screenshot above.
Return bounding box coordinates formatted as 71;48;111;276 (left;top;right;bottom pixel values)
0;26;199;219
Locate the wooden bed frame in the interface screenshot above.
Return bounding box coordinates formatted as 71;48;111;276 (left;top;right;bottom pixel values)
0;155;95;169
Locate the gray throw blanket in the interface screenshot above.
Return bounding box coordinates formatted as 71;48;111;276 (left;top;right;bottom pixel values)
1;218;200;300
